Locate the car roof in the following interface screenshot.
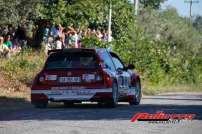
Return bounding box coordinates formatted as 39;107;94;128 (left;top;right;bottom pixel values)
48;48;107;55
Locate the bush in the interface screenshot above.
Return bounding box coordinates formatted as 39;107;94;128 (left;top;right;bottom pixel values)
0;49;46;88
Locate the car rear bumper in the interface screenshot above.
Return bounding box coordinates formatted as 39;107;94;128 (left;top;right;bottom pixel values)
31;88;112;102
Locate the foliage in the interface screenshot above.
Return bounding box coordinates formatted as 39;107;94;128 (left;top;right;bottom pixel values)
40;0;135;39
134;8;202;85
81;36;108;48
112;7;202;85
0;49;46;87
193;16;202;34
139;0;165;9
0;0;41;26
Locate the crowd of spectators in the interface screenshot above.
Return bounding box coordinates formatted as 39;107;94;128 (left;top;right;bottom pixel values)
0;22;110;58
0;25;27;58
43;23;109;53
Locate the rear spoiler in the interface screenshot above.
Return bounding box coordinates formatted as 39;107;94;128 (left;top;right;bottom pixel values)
48;48;96;55
48;49;62;55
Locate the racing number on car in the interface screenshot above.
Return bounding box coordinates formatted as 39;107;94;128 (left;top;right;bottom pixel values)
119;76;124;88
118;73;130;89
123;73;130;89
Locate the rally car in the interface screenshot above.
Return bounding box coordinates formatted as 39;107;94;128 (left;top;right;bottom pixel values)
31;48;142;108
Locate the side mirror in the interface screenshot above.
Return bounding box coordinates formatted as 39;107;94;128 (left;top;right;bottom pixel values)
126;64;135;70
117;68;123;74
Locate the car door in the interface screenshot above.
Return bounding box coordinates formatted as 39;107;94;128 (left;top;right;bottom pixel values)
109;52;131;96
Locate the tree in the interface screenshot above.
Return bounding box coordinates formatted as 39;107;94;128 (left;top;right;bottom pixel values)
134;7;202;84
0;0;41;26
193;16;202;33
41;0;136;39
139;0;165;9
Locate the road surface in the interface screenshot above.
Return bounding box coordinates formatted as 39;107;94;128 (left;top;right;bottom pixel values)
0;93;202;134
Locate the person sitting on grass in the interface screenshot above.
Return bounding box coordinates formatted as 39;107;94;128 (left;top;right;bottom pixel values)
3;35;13;49
0;36;10;58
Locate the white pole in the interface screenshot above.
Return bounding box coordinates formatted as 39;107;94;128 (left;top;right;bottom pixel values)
135;0;139;15
108;0;112;42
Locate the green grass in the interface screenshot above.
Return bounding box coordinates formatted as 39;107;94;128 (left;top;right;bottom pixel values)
142;83;202;95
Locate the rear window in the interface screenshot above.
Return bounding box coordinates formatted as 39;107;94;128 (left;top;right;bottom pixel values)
45;52;99;70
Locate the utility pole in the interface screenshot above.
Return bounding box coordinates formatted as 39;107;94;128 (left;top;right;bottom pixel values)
189;0;192;18
184;0;199;21
134;0;139;15
108;0;112;43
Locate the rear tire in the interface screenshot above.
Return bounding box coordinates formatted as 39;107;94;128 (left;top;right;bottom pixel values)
129;80;141;105
106;82;118;108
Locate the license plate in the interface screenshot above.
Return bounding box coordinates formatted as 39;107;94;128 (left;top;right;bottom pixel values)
46;75;57;81
50;90;94;96
59;77;81;83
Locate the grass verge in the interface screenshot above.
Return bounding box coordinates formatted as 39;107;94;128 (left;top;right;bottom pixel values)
0;49;45;110
143;83;202;95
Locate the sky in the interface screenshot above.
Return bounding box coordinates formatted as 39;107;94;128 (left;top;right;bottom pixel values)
161;0;202;17
130;0;202;17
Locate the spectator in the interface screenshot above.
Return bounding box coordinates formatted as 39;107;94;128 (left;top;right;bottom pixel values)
12;39;21;53
0;36;10;58
67;28;78;48
43;22;50;44
2;27;8;37
50;24;58;38
60;28;66;47
96;30;103;41
63;28;69;48
15;25;27;48
58;24;64;37
8;25;15;38
86;28;92;37
55;36;62;49
102;30;108;42
4;35;13;49
76;28;82;48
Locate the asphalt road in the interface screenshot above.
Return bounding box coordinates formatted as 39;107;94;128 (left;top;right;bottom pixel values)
0;93;202;134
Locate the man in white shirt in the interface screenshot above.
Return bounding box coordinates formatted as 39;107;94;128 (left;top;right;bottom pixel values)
0;36;10;57
55;36;62;49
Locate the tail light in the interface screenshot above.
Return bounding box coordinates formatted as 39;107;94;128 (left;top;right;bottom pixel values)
103;72;113;88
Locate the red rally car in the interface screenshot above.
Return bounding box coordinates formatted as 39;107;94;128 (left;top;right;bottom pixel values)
31;48;142;108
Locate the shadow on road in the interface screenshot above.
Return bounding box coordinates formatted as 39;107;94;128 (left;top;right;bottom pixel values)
144;97;202;101
144;93;202;101
0;96;32;111
0;98;202;121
